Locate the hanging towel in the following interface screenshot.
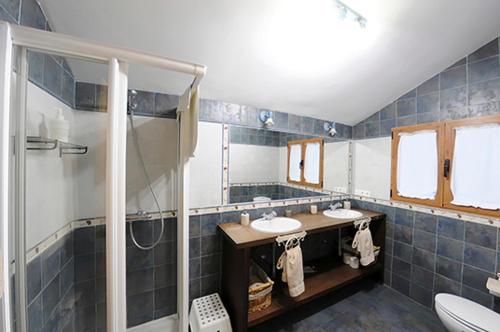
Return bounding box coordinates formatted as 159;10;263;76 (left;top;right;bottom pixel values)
276;243;305;297
352;226;375;266
177;85;199;161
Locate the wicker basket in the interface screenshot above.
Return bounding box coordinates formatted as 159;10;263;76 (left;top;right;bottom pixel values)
248;262;274;313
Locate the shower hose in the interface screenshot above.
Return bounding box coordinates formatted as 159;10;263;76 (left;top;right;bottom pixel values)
128;105;165;250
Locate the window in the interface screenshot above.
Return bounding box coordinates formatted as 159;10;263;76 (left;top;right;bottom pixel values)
442;116;500;217
287;138;324;188
391;115;500;217
391;123;444;207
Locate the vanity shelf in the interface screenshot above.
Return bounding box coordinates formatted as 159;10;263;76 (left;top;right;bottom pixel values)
248;262;383;327
218;209;386;332
27;136;88;157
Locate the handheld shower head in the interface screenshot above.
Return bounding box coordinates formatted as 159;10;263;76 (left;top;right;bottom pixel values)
128;89;138;113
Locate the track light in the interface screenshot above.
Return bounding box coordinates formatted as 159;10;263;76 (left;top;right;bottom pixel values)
334;0;367;29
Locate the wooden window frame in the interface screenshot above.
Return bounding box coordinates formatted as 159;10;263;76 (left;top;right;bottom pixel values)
391;115;500;217
287;137;324;189
442;115;500;218
390;122;445;207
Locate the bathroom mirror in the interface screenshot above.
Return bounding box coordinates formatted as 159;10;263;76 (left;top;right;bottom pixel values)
351;137;392;200
227;125;350;204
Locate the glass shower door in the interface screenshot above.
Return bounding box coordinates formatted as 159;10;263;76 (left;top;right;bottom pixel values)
3;22;201;332
10;46;110;331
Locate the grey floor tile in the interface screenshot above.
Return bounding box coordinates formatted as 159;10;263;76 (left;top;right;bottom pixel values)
249;283;445;332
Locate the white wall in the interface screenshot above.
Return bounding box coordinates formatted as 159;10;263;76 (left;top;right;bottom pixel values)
278;146;287;183
125;117;177;214
229;144;281;183
190;122;223;208
352;137;391;200
76;112;223;214
26;82;79;248
324;141;350;192
25;82;224;248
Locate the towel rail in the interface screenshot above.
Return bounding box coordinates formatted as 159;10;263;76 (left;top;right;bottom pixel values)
275;231;307;245
354;218;371;230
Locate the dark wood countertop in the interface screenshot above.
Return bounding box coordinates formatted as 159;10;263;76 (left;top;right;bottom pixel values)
218;209;384;249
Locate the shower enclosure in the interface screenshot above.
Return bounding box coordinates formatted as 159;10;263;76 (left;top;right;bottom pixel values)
0;21;205;331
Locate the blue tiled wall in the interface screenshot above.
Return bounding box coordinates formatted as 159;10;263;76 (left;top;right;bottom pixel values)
74;83;353;140
229;125;341;147
229;184;326;204
24;200;342;331
70;219;180;330
25;234;74;332
352;200;500;312
0;0;76;107
354;38;500;139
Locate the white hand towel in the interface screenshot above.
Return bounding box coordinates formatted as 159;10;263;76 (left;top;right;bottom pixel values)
276;245;305;297
352;227;375;266
285;245;305;297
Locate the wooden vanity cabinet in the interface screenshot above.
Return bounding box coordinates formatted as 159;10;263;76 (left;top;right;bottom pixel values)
218;210;386;332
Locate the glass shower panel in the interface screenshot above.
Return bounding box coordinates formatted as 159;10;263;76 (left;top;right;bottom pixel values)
13;49;109;331
124;63;182;329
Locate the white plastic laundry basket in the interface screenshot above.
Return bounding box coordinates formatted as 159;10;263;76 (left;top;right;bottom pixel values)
189;293;232;332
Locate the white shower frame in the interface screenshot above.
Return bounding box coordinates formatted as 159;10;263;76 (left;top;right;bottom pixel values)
0;21;206;332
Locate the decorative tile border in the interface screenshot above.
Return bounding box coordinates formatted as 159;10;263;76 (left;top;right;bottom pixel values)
189;193;347;215
25;193;345;262
347;141;353;193
229;181;335;196
222;124;230;205
25;191;500;264
25;222;73;262
352;194;500;227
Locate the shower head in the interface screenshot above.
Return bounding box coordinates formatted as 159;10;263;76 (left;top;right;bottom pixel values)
127;89;138;113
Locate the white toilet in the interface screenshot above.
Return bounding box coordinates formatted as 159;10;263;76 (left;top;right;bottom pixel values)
435;293;500;332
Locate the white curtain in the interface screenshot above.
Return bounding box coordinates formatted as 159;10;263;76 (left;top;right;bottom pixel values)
289;144;302;181
397;130;438;199
304;142;320;184
451;125;500;209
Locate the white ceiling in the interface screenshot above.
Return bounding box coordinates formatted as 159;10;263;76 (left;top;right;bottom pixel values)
41;0;500;125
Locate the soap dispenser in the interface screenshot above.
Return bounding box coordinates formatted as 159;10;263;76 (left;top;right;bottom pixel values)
39;112;48;138
49;108;69;142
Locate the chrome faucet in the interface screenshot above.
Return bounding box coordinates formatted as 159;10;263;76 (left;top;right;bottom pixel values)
262;211;277;221
329;202;342;211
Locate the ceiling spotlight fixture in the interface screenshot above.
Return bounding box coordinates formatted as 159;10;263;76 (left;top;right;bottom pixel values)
260;111;275;129
334;0;367;29
324;121;337;136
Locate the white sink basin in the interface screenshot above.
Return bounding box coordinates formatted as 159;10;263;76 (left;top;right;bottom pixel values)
323;209;363;219
251;217;302;234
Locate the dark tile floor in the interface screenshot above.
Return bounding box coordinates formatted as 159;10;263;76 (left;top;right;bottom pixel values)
250;281;446;332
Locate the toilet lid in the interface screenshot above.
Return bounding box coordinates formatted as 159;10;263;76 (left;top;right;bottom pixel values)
435;293;500;331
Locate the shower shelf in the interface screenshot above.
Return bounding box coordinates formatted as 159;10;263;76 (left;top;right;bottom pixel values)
27;136;88;157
